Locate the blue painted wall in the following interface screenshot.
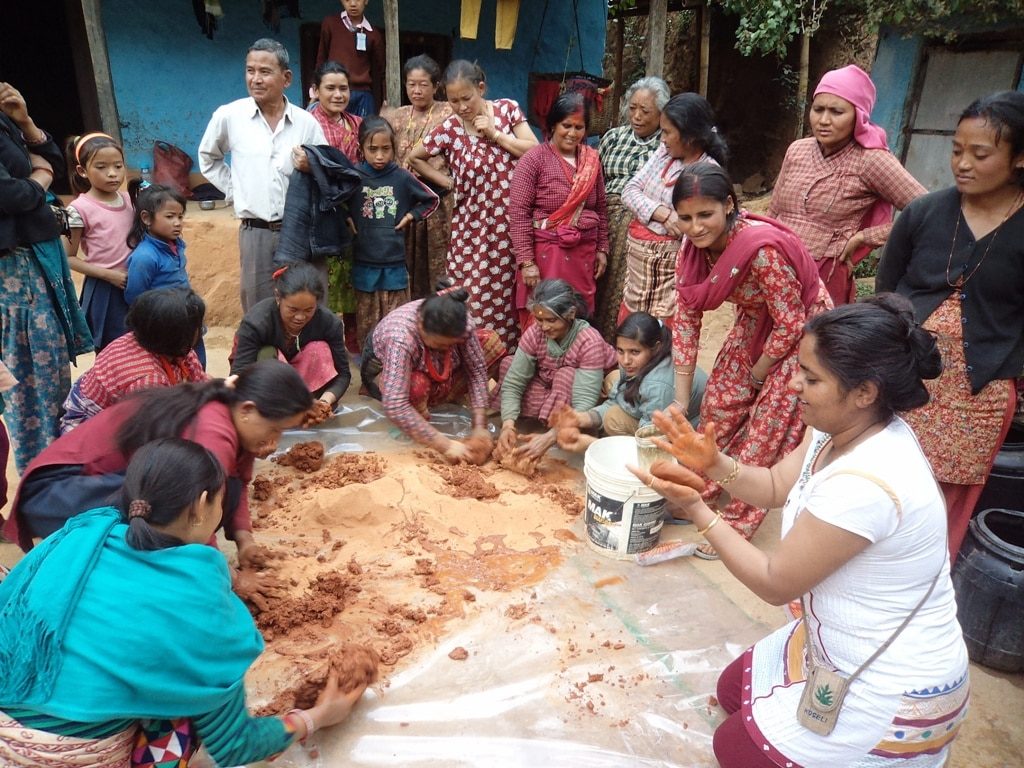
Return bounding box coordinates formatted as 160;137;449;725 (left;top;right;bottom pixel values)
870;27;923;159
102;0;606;170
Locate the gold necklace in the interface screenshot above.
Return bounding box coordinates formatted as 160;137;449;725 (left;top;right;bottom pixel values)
404;102;435;148
945;190;1023;288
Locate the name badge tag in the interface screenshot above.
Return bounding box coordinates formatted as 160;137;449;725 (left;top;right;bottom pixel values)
355;31;367;51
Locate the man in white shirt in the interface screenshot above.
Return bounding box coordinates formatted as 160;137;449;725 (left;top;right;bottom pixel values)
199;38;327;311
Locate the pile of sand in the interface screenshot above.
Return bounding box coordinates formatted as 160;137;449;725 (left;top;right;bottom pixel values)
244;444;585;709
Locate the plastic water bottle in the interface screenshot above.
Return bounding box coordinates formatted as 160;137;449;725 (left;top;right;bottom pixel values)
139;166;153;190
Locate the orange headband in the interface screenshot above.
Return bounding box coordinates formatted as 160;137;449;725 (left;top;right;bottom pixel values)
74;132;116;164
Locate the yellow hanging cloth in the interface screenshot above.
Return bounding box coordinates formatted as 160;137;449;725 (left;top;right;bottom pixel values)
495;0;521;49
461;0;482;40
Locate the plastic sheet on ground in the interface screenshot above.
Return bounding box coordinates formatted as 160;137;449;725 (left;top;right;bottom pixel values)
242;399;777;768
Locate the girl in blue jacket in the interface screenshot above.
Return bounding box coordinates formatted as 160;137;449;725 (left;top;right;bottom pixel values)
125;184;205;366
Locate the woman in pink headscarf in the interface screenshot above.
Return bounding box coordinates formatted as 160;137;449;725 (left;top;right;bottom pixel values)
769;64;927;305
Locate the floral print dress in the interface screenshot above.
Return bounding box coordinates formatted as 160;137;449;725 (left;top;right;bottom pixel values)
674;219;832;539
421;98;525;349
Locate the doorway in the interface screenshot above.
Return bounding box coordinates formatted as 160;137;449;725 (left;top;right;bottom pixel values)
0;1;103;194
297;26;452;107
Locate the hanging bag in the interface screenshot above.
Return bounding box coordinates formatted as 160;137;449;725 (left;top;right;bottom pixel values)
796;469;943;736
152;141;194;198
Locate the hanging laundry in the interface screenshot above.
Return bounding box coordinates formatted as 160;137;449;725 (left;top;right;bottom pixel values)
461;0;482;40
495;0;521;49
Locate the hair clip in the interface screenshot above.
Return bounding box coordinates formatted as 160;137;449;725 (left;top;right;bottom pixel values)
128;499;152;519
272;266;290;280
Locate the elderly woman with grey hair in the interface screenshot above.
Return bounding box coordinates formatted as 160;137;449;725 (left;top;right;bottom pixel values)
493;278;616;461
594;77;671;340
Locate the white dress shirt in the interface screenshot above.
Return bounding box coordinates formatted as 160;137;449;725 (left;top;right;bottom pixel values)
198;97;326;221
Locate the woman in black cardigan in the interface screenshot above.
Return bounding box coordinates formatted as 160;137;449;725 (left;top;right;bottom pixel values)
876;90;1024;562
230;262;350;427
0;82;92;472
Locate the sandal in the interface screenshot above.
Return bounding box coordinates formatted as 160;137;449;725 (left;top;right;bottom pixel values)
694;543;720;561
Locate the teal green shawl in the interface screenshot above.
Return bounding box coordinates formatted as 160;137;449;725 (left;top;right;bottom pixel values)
32;200;93;362
0;507;262;721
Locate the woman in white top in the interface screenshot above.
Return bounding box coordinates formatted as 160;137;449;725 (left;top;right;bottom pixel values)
630;293;968;768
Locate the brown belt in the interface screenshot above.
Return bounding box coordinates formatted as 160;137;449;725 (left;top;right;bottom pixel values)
242;218;283;232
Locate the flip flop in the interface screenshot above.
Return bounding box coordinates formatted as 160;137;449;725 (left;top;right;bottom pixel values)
693;544;720;561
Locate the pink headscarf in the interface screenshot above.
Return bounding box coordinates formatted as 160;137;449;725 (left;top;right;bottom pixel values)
813;65;888;150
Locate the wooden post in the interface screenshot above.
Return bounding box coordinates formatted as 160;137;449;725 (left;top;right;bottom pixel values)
79;0;121;144
646;0;667;77
613;15;625;126
383;0;401;108
699;0;711;97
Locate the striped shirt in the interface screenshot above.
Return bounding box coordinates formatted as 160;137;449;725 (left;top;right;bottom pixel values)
599;125;662;196
61;332;206;432
622;145;711;236
372;300;488;443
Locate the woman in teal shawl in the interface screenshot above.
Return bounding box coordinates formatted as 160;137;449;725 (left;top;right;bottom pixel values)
0;438;365;767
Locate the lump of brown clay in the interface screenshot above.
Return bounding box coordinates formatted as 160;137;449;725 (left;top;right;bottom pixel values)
448;646;469;660
272;441;325;473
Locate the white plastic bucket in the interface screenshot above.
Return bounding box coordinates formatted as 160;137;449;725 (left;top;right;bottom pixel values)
584;436;665;560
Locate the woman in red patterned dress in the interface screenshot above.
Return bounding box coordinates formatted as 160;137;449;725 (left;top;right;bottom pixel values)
671;163;832;556
408;60;538;349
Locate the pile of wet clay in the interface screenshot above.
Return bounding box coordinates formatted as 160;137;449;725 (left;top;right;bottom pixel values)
258;643;380;714
245;444;585;705
438;465;500;499
273;441;325;473
256;572;363;641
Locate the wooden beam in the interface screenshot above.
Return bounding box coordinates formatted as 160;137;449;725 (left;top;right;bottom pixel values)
383;0;401;108
613;16;625;126
699;0;710;97
646;0;667;77
79;0;121;144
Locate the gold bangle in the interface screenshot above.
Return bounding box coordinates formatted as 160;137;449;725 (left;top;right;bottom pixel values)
715;456;740;487
696;512;722;536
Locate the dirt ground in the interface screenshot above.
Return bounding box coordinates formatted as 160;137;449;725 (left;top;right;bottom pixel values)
1;203;1021;766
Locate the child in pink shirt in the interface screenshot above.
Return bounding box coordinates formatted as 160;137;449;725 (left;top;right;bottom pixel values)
64;133;134;350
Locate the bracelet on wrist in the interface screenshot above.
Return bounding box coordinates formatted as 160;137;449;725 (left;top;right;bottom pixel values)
286;708;315;742
714;456;741;487
750;372;765;388
32;166;53;177
696;512;723;537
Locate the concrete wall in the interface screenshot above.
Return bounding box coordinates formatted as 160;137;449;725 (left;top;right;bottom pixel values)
102;0;606;170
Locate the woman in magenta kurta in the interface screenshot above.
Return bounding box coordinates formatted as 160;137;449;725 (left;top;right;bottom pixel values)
409;60;538;349
508;92;608;328
672;164;831;554
5;360;311;563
